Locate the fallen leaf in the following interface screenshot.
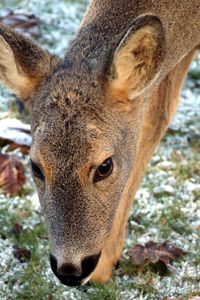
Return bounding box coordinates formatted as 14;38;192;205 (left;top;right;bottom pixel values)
0;9;40;38
11;223;23;236
13;245;31;263
130;241;187;273
0;153;26;195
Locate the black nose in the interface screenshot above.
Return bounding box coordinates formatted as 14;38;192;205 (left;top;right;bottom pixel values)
50;252;101;286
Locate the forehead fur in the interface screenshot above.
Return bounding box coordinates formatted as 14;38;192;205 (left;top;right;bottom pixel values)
30;62;126;167
31;59;124;130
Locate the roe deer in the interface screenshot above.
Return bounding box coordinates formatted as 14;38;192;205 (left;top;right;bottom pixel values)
0;0;199;286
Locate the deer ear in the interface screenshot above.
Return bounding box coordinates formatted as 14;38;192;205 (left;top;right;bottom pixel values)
0;24;60;101
108;16;165;101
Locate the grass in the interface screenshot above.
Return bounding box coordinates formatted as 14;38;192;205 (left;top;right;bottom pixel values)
188;69;200;80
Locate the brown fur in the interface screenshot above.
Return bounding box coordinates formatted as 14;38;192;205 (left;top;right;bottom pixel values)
110;22;165;99
0;0;199;285
0;24;60;99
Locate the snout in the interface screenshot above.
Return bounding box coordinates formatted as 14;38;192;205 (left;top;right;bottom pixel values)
50;252;101;286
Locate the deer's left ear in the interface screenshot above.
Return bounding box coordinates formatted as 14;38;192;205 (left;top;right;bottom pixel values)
108;16;166;101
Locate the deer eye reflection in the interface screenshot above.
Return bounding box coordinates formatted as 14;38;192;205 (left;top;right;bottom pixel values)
93;157;113;183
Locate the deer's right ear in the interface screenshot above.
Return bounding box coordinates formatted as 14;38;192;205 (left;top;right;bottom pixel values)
107;16;166;101
0;24;60;101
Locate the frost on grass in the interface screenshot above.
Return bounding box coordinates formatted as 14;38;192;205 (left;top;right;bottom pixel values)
0;0;200;299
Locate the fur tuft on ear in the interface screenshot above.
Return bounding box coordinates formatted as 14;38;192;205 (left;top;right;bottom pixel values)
0;24;60;101
108;16;166;101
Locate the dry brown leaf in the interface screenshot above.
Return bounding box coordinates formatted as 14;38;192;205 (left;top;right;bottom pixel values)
11;223;23;236
13;245;31;263
0;10;40;38
130;241;187;272
0;153;26;195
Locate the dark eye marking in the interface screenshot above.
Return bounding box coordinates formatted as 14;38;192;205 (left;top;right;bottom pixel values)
30;160;45;181
93;157;113;183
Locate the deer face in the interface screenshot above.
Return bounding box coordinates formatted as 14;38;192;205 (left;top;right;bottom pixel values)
29;68;139;285
0;15;165;285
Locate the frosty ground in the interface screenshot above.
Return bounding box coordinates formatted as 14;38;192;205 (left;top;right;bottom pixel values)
0;0;199;299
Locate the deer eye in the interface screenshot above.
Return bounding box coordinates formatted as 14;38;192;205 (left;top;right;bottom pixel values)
30;160;45;181
93;157;113;183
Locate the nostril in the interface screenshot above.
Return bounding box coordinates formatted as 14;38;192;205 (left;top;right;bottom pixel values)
50;254;58;275
50;254;81;277
81;252;101;278
49;252;101;286
57;263;81;277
